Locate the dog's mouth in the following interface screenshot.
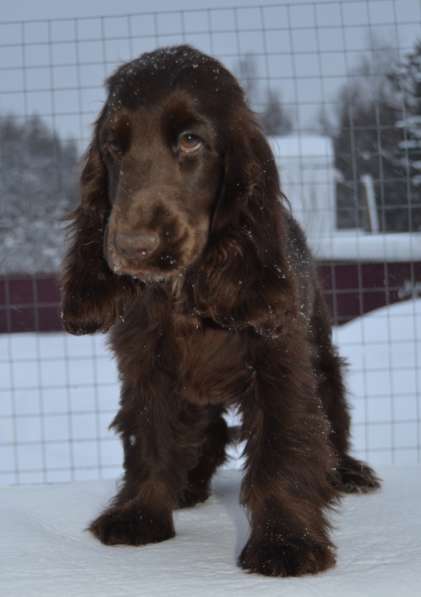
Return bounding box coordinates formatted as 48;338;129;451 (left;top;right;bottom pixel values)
123;261;185;284
106;241;187;283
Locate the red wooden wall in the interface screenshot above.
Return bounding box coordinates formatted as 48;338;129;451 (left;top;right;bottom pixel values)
1;261;420;333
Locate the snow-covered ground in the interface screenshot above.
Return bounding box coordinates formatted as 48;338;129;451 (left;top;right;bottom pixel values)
1;467;420;596
1;300;420;485
333;299;421;465
1;300;420;595
311;230;421;262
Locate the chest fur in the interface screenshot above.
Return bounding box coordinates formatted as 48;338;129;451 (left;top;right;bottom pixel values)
111;292;254;405
173;314;253;405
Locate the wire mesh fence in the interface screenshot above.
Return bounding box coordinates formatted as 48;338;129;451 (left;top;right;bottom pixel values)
0;0;421;484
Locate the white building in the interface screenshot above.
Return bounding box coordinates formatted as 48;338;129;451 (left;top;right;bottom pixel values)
270;134;421;263
269;134;336;244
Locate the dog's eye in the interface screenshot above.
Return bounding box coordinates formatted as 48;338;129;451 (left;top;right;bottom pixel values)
177;132;202;153
103;139;123;160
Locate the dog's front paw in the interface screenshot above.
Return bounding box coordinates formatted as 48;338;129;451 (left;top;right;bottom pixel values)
89;506;175;546
239;536;336;577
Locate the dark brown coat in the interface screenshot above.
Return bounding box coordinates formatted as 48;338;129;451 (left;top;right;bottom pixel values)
61;45;380;577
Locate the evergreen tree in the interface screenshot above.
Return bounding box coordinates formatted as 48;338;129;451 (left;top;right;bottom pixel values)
234;54;292;135
234;52;259;108
0;114;79;273
389;40;421;230
260;87;293;136
332;41;415;232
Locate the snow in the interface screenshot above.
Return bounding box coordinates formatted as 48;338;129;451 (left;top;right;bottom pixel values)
1;300;420;594
310;230;421;262
1;300;420;486
333;298;421;463
1;467;421;596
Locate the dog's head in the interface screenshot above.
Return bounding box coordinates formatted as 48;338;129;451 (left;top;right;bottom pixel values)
62;45;291;334
88;46;242;281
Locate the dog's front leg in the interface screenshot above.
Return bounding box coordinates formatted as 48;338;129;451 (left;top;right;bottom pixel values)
89;381;188;547
238;329;338;576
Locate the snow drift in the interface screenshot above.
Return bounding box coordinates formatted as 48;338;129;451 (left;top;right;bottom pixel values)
1;467;420;596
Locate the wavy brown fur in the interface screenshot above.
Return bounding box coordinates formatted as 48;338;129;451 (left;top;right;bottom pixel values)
61;45;380;577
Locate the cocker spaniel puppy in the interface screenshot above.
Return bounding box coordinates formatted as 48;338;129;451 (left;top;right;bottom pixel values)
61;45;380;577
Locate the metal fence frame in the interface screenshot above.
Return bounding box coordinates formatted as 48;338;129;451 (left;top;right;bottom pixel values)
1;0;420;484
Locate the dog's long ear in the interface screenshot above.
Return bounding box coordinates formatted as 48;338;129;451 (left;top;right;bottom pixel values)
60;113;134;335
189;112;297;336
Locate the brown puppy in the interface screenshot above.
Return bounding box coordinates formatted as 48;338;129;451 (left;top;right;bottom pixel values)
61;45;380;577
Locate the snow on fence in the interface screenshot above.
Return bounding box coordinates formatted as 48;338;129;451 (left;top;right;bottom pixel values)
0;1;421;484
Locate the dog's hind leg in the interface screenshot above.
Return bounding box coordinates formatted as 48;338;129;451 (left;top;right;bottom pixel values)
311;291;381;494
177;406;230;508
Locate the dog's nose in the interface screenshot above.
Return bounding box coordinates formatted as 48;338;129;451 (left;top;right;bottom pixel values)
115;231;160;259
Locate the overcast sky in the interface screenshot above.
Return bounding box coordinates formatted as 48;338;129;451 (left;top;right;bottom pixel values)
1;0;420;148
1;0;394;21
